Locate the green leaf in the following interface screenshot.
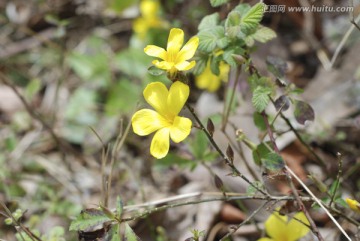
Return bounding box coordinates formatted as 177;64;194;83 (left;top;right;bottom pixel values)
335;198;347;208
246;181;264;195
252;26;276;43
253;112;266;131
252;86;272;112
252;142;272;166
147;66;165;76
198;13;220;31
240;3;265;32
125;223;140;241
261;152;285;171
225;10;241;38
329;180;339;197
210;55;221;76
105;224;121;241
210;0;230;7
116;196;123;219
293;100;315;125
192;54;208;75
69;209;112;231
108;0;137;13
198;26;225;52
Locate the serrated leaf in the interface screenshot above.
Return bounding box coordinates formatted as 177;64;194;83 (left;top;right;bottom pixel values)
216;37;230;49
198;26;225;52
125;223;140;241
252;86;272;112
210;0;229;7
225;11;241;38
105;224;121;241
192;55;208;75
274;95;290;112
198;13;220;31
69;209;111;232
240;3;265;32
252;26;277;43
261;152;285;171
210;55;221;75
293;100;315;125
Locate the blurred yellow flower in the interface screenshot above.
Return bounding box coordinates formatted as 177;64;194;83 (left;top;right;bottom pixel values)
133;0;166;39
258;210;310;241
346;198;360;213
144;28;199;76
131;81;192;159
196;61;229;92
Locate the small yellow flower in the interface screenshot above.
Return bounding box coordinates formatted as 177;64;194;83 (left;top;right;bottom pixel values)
346;198;360;213
144;28;199;76
132;81;192;159
258;209;310;241
133;0;166;39
196;61;230;92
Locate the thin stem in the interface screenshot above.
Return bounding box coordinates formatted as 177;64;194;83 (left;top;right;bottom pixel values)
185;103;268;196
329;152;343;207
261;111;325;241
279;112;326;167
219;201;268;241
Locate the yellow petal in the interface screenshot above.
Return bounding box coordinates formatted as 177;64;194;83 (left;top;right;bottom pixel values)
153;60;174;70
170;116;192;143
167;28;184;56
175;60;196;71
346;198;360;212
143;82;169;116
133;18;148;38
132;109;169;136
167;81;189;116
265;211;288;240
257;238;274;241
140;0;159;19
195;65;221;92
286;212;310;241
144;45;167;60
150;128;170;159
176;36;199;62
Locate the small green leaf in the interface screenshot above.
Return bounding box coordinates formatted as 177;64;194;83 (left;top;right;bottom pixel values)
329;180;339;197
190;131;209;160
125;223;140;241
252;86;272;112
198;13;220;31
69;209;111;231
246;181;264;195
293;100;315;125
225;11;241;39
116;196;123;219
210;0;230;7
192;54;208;75
240;3;265;32
155;153;195;169
198;26;226;52
335;198;347;208
252;142;272;166
252;26;277;43
261;152;285;171
105;224;121;241
253;112;267;131
147;66;165;76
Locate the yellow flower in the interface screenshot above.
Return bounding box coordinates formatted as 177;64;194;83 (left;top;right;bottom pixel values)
144;28;199;76
131;81;192;159
133;0;166;39
346;198;360;213
196;61;230;92
258;210;310;241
